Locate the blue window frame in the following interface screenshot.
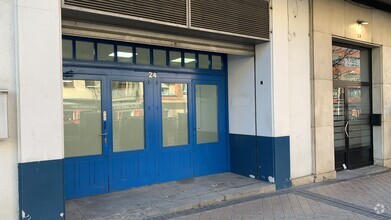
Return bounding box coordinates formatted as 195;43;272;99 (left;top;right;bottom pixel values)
62;36;227;74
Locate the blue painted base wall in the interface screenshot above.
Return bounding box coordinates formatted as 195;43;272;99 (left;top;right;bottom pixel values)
18;159;64;220
229;134;292;190
259;136;292;190
229;134;258;178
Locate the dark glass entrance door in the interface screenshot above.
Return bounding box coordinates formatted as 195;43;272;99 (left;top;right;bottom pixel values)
333;85;373;170
332;45;373;170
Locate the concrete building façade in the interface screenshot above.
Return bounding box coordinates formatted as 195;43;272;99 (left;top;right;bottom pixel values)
0;0;390;219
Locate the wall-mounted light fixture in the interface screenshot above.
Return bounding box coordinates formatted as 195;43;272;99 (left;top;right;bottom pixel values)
356;19;369;38
0;90;8;140
357;19;369;25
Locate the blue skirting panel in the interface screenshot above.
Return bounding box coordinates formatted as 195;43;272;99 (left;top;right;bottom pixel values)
229;134;291;190
258;136;292;190
18;159;64;220
229;134;257;178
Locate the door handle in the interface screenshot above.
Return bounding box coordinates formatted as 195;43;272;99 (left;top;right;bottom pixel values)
344;121;349;137
98;133;107;136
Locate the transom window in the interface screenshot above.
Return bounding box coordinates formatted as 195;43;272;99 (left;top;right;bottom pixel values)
62;36;225;71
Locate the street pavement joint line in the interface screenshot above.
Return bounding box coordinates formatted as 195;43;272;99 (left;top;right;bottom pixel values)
146;189;293;220
146;171;391;219
294;190;391;220
299;170;391;191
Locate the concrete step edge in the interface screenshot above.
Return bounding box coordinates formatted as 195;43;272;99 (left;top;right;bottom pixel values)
167;184;276;213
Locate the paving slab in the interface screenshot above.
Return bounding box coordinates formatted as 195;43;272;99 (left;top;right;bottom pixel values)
308;171;391;217
65;173;275;220
170;193;375;220
152;168;391;220
337;165;390;180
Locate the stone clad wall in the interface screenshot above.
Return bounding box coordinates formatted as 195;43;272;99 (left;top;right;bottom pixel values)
311;0;391;181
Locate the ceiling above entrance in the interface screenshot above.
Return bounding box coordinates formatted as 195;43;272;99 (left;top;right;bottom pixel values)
350;0;391;13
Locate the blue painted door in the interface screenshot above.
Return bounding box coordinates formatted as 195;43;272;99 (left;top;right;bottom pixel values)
108;74;155;191
108;73;194;187
155;74;194;182
192;79;228;176
64;71;228;199
63;75;109;199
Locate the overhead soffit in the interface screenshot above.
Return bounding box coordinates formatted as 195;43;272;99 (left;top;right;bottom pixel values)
62;19;257;56
350;0;391;13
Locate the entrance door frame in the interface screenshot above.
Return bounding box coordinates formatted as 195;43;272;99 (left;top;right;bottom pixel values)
63;64;229;199
107;73;155;191
332;42;374;171
63;74;110;199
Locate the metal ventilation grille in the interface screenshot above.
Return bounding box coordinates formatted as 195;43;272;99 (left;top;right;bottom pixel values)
191;0;269;39
64;0;187;26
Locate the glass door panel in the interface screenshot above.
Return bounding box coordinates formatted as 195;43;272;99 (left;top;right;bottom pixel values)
196;84;218;144
332;46;370;82
109;76;152;191
333;86;346;152
193;80;228;176
158;80;193;183
161;83;189;147
63;76;108;199
63;80;103;157
112;81;145;152
347;86;372;149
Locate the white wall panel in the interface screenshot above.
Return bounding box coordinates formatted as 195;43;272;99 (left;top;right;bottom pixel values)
255;43;273;137
17;0;63;163
270;0;290;137
228;55;256;135
256;0;312;180
0;1;19;219
287;0;312;179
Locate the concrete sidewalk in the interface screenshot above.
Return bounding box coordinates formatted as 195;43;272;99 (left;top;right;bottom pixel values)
65;173;275;220
66;166;390;220
168;166;391;220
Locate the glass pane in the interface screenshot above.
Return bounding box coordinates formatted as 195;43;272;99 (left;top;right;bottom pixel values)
332;46;369;82
170;51;182;67
62;39;73;59
196;85;218;144
76;41;94;61
136;47;150;65
333;86;346;151
153;49;167;66
184;53;196;68
117;45;133;63
199;54;210;69
162;83;188;147
112;81;145;152
348;86;372;149
63;80;102;157
97;43;114;62
212;55;222;70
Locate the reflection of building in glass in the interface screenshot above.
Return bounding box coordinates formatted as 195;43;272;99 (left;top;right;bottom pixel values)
332;46;361;81
63;80;102;157
161;83;188;147
112;81;145;152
